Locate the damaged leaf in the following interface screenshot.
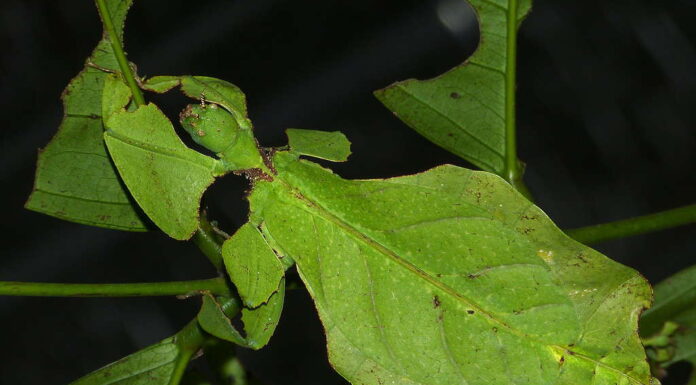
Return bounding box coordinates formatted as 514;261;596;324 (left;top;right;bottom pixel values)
104;103;219;240
25;0;147;231
375;0;531;177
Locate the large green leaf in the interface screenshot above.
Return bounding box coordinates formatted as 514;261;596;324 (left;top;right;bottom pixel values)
243;151;654;385
374;0;531;176
641;265;696;383
71;320;204;385
25;0;147;231
104;103;220;240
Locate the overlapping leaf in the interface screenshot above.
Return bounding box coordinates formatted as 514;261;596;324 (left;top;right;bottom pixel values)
103;103;219;240
375;0;531;176
198;288;284;350
222;223;285;308
243;151;654;385
25;0;147;231
70;321;204;385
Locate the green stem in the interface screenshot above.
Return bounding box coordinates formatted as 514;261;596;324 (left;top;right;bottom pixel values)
566;204;696;245
169;320;206;385
503;0;519;183
95;1;228;272
193;215;225;271
94;0;146;107
503;0;533;200
0;277;228;297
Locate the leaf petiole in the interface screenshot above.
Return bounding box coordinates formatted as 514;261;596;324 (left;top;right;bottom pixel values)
0;277;229;298
566;203;696;245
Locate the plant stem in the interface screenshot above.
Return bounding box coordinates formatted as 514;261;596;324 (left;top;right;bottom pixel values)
503;0;533;200
193;215;226;271
95;1;228;272
94;0;146;107
169;320;206;385
566;204;696;245
0;277;228;297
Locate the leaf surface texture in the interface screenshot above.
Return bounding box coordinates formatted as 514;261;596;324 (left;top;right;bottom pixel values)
245;151;654;385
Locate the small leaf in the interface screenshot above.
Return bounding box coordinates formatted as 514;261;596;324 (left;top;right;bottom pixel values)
25;0;147;232
198;294;248;347
286;129;352;162
242;280;285;350
70;320;204;385
197;286;285;351
104;103;219;240
245;151;655;385
141;75;181;94
223;223;285;308
374;0;531;175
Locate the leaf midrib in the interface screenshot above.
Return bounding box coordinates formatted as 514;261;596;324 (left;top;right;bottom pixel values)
275;173;648;385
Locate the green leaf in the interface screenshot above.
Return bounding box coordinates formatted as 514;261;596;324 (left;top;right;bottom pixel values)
70;320;204;385
197;286;284;351
102;74;132;118
640;265;696;382
25;0;147;232
222;223;285;308
641;264;696;336
244;151;654;385
241;280;285;350
104;103;219;240
286;129;352;162
374;0;531;176
198;294;248;347
71;339;178;384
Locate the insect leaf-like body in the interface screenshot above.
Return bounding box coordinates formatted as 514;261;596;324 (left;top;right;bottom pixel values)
235;150;655;385
101;75;656;385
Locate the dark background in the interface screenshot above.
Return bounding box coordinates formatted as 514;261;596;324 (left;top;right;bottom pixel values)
1;0;695;384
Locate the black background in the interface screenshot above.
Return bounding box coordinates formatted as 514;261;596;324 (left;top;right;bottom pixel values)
1;0;695;384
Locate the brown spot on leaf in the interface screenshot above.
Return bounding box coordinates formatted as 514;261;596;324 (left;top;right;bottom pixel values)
432;295;441;308
450;92;461;99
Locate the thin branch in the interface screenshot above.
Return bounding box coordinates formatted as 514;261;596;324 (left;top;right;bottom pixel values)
94;0;146;106
95;0;228;272
0;277;229;297
566;204;696;245
502;0;533;201
169;320;206;385
193;214;226;271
